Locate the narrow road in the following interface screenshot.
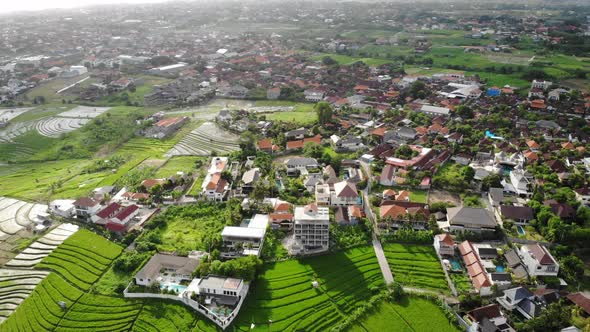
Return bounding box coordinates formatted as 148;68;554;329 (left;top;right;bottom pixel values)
372;234;394;284
361;161;394;284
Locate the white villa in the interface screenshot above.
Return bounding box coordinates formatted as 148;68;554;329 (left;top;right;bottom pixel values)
221;214;270;258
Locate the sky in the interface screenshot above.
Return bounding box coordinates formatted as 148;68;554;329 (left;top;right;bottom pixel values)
0;0;171;14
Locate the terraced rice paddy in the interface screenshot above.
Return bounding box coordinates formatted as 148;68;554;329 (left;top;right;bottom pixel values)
234;246;384;332
166;122;240;157
1;229;221;331
0;197;49;237
5;223;79;269
0;269;50;323
0;108;33;123
35;229;122;291
383;243;449;293
56;106;111;118
349;296;459;332
0;121;36;143
35;117;90;138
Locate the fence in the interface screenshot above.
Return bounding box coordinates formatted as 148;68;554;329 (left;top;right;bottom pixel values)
123;283;250;330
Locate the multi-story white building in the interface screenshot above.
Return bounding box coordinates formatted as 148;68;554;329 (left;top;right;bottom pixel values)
202;157;230;201
221;214;269;258
520;244;559;277
291;204;330;255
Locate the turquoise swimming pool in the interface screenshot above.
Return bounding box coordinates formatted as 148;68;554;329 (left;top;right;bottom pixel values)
160;283;187;293
496;266;505;273
517;225;526;236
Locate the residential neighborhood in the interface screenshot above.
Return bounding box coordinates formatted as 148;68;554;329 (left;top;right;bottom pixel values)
0;0;590;331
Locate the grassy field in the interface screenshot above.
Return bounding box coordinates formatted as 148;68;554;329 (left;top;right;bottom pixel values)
383;243;449;294
263;101;317;125
233;246;384;331
22;74;94;104
311;53;393;66
2;229;221;331
147;202;236;253
101;75;173;106
349;296;459;332
450;272;472;294
154;156;203;178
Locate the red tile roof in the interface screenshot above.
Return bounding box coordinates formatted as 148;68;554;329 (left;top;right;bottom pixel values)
567;293;590;315
113;205;139;222
96;203;122;219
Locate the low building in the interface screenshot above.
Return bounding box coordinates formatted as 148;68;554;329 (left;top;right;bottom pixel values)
73;197;100;221
330;181;359;206
135;253;200;286
291;204;329;255
193;276;246;306
466;304;515;332
49;199;75;218
221;214;269;258
500;206;534;225
445;207;496;233
91;202;122;225
434;233;455;256
106;204;139;233
419;104;450;117
284;157;319;177
520;244;559;277
144;116;189;139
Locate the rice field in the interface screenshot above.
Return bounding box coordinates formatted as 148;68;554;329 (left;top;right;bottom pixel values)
234;246;384;332
383;243;449;294
0;197;48;237
5;223;79;269
349;296;459;332
166;122;240;157
0;228;221;332
35;229;123;291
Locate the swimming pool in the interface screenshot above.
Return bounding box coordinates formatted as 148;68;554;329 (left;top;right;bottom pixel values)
517;225;526;236
496;266;505;273
449;258;462;272
160;283;187;293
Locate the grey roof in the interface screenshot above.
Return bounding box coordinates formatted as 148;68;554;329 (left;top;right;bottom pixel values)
242;168;260;185
198;276;242;290
285;157;319;167
136;254;200;281
491;273;512;282
517;298;542;318
512;265;529;279
478;247;498;257
446;207;496;228
504;249;522;267
489;188;504;203
504;287;533;303
397;126;417;138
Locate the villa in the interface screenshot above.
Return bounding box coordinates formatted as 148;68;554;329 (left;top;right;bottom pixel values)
134;253;201;287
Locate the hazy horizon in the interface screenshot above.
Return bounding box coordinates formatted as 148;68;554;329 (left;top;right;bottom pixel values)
0;0;172;14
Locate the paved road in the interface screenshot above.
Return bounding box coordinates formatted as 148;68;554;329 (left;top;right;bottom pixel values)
360;161;394;284
372;234;394;284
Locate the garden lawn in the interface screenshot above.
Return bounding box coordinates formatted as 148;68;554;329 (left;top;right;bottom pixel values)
348;296;459;332
234;246;384;332
450;272;472;294
383;243;449;294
